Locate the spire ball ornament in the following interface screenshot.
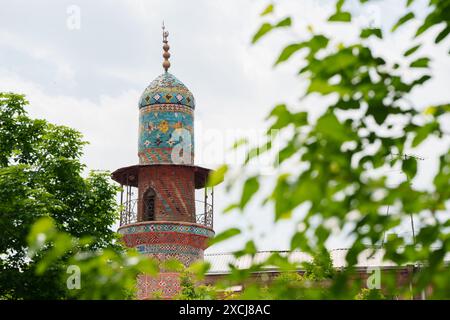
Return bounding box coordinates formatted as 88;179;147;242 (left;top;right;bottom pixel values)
162;21;171;72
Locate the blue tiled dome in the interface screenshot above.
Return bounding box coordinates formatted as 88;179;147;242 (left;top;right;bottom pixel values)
139;72;195;109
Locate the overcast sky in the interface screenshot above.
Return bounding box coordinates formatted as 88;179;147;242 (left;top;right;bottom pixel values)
1;0;449;253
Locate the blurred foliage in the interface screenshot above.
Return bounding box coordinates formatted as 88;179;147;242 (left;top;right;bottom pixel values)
26;216;159;299
245;249;338;299
203;0;450;299
0;93;121;299
355;288;386;300
175;272;217;300
302;248;335;281
177;249;338;300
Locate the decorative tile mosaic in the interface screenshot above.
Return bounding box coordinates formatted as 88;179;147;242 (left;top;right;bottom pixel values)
122;231;210;249
139;72;195;109
119;222;214;237
140;104;194;115
137;273;181;299
150;252;202;267
138;104;194;165
121;223;213;298
135;243;202;256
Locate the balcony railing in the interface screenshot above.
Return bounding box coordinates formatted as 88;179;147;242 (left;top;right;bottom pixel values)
119;198;214;229
119;198;138;226
195;200;213;228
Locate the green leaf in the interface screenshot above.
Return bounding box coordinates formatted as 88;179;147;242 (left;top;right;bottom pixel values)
234;240;258;258
367;101;389;125
269;106;305;135
415;13;442;38
435;26;450;43
292;112;308;127
187;261;211;279
275;17;292;28
136;257;159;277
412;122;438;147
240;176;260;209
252;23;273;44
336;0;345;11
223;203;239;213
278;141;298;164
424;103;450;117
207;164;228;187
410;57;430;68
360;28;383;39
308;35;329;52
275;43;305;65
268;104;293;129
252;17;291;44
402;157;417;180
27;216;56;256
208;228;241;246
260;3;274;16
412;74;431;86
307;78;336;95
404;44;421;57
275;35;329;65
335;99;360;110
328;11;351;22
392;12;414;32
316;112;352;143
231;138;248;149
291;232;309;251
162;259;184;272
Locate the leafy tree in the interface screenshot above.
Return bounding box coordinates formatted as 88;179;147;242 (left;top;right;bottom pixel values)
303;248;335;281
26;216;159;299
257;273;307;300
206;0;450;299
254;252;335;300
175;272;217;300
355;288;386;300
0;93;120;299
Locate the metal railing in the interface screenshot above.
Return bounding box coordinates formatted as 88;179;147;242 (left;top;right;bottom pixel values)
119;198;213;228
119;198;138;226
195;200;214;229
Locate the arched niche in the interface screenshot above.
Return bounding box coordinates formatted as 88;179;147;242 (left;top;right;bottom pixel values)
142;187;156;221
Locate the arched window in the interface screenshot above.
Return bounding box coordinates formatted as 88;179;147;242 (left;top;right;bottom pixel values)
143;187;156;221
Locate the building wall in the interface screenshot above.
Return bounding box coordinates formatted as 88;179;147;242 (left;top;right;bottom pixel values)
137;165;195;223
203;267;431;299
118;221;214;299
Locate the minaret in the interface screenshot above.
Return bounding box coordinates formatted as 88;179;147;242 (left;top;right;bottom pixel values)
112;25;216;299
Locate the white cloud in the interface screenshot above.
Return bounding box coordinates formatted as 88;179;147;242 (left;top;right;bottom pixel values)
0;30;76;84
0;71;139;171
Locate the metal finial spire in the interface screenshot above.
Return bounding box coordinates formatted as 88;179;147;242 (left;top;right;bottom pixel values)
162;21;170;72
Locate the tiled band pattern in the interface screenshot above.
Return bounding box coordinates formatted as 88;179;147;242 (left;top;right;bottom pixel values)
137;273;181;300
119;222;214;299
